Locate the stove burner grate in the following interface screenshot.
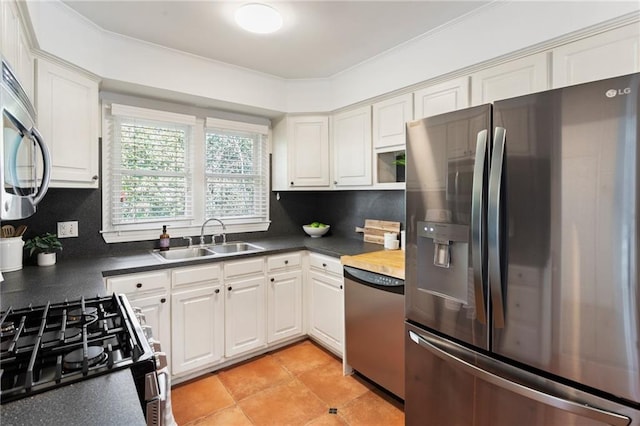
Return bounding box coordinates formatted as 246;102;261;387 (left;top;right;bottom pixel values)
0;294;153;404
62;346;107;371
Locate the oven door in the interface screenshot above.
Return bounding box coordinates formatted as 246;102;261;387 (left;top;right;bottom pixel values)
1;61;51;220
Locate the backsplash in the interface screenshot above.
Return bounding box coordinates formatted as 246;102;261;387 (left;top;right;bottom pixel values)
3;188;404;262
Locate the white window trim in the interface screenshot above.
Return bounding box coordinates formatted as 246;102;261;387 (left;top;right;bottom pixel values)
101;103;271;244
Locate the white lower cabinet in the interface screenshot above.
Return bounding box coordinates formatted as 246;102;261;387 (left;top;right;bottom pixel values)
224;258;267;358
171;264;224;375
128;292;171;352
105;250;345;380
267;252;304;344
104;270;171;368
307;253;344;356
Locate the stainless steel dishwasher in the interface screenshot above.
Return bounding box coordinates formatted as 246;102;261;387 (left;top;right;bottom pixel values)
344;265;405;399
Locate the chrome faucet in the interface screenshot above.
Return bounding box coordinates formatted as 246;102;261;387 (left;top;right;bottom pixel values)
200;218;226;246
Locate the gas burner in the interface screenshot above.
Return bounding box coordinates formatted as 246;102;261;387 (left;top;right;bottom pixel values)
68;306;98;322
62;346;107;371
63;327;82;341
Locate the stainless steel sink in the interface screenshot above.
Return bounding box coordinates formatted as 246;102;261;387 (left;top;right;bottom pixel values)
210;242;264;255
152;246;216;261
151;242;264;262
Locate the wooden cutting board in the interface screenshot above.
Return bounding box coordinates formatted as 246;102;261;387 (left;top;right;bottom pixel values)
341;249;405;279
362;219;400;245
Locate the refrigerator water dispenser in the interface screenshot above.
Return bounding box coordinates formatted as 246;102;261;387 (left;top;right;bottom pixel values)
417;221;470;303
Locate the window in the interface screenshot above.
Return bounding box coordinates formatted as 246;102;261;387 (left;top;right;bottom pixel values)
113;118;192;224
102;104;270;243
205;118;269;225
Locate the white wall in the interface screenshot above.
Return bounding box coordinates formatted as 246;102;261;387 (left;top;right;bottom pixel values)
26;0;640;115
27;0;289;113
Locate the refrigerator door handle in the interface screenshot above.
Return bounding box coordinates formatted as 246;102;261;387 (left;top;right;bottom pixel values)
471;129;488;325
408;330;632;426
488;126;506;328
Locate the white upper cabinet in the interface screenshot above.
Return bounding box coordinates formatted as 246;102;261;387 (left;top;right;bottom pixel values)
1;1;20;75
272;115;330;190
414;76;470;119
1;0;34;103
332;105;372;187
471;52;549;105
552;23;640;89
372;93;413;150
36;57;100;188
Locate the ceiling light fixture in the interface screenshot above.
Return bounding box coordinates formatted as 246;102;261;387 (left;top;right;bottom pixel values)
235;3;283;34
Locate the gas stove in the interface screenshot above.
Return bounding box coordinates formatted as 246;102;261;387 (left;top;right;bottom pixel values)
0;294;155;404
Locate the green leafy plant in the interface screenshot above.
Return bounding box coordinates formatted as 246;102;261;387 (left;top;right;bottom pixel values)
24;233;63;256
392;153;406;166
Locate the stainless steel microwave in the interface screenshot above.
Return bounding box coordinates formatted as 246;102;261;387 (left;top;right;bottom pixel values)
1;58;50;220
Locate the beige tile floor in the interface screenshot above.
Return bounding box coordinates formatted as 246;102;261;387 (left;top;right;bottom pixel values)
171;339;405;425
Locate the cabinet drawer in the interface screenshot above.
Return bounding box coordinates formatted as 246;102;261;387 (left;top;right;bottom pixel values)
172;264;222;288
224;257;265;279
267;252;302;272
308;253;342;276
106;270;170;295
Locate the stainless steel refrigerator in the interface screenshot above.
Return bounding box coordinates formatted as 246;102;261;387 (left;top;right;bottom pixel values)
405;73;640;425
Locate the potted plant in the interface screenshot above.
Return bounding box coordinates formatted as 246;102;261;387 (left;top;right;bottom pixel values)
24;233;63;266
392;153;406;182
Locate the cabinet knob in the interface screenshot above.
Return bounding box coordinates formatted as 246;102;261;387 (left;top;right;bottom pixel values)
160;298;166;303
284;260;289;265
322;263;327;267
228;286;233;291
340;285;343;290
290;181;294;186
270;278;275;282
215;289;220;294
136;283;142;288
333;181;338;185
92;175;99;180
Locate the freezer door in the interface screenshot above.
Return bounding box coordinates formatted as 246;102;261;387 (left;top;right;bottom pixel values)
406;323;639;426
405;104;491;350
492;73;640;404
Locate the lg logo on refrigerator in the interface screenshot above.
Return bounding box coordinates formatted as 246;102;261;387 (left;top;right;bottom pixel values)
605;87;631;98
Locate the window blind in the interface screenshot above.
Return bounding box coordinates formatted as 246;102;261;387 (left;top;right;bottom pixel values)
111;116;193;225
204;126;268;222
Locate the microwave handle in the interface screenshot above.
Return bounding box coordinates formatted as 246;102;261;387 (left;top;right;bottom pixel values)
29;126;51;205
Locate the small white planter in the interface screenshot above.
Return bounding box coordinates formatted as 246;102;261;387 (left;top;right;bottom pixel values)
37;252;57;266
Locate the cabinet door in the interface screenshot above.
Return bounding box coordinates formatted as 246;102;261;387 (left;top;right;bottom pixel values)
471;53;549;105
372;93;413;149
289;116;330;188
225;275;266;357
36;58;99;188
171;285;224;375
332;106;372;187
17;30;33;102
1;1;20;75
128;291;171;362
552;23;640;88
267;270;303;344
414;77;470;119
308;270;344;355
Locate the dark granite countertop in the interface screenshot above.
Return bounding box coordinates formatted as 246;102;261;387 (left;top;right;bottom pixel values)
0;235;378;425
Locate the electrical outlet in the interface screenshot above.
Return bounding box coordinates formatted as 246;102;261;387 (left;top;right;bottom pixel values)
57;221;79;238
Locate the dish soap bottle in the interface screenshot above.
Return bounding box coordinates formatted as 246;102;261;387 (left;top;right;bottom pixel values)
159;225;170;251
